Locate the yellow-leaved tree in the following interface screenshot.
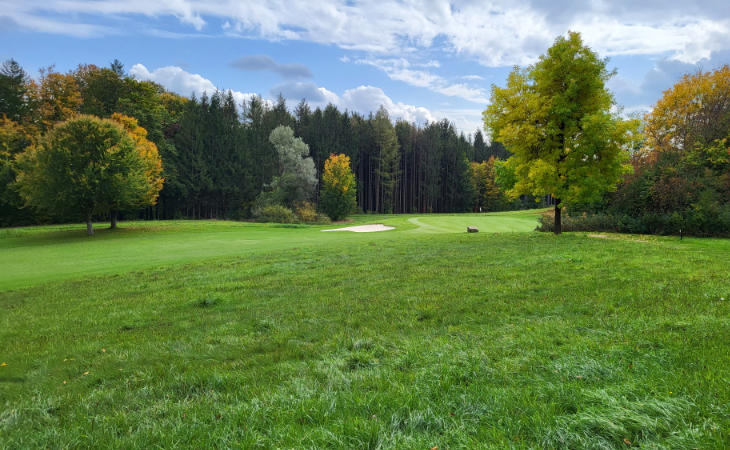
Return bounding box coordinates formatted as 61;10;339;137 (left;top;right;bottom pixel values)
320;153;357;221
645;65;730;157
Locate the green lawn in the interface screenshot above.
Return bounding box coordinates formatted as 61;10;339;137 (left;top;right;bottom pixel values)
0;210;538;291
1;212;729;448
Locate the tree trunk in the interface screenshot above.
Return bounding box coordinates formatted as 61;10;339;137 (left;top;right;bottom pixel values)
554;200;562;235
110;210;118;229
86;216;94;236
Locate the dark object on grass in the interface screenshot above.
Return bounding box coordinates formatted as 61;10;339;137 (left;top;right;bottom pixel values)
467;226;479;233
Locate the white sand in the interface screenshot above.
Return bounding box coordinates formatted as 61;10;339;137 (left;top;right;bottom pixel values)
322;224;395;233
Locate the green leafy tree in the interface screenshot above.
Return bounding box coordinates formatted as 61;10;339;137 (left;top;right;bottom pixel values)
16;115;163;235
321;153;357;220
257;125;317;209
470;157;502;212
76;65;125;117
484;32;637;233
109;113;164;227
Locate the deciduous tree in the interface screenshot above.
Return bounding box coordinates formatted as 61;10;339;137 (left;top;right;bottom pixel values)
484;32;636;233
321;153;357;220
257;125;317;208
470;157;502;212
34;67;82;130
110;113;164;227
16;115;163;235
0;117;36;225
645;65;730;155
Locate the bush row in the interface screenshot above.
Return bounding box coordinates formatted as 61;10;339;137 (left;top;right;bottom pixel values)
538;208;730;237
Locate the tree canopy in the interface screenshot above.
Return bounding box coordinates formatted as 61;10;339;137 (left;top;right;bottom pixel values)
484;31;637;233
576;64;730;236
320;153;357;221
16;115;163;234
645;65;730;155
257;125;317;209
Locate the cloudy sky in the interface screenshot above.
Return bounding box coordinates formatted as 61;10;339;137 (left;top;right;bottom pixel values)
2;0;729;134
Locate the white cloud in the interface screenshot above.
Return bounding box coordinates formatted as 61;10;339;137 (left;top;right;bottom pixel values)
270;81;339;107
129;63;260;107
431;108;485;136
6;1;730;66
339;85;437;125
276;82;479;132
0;10;115;37
615;104;652;119
355;57;489;104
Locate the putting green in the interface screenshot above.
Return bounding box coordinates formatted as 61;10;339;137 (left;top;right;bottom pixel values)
406;212;538;233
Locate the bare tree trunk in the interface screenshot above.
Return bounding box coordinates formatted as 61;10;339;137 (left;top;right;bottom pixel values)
554;200;562;235
110;210;118;229
86;215;94;236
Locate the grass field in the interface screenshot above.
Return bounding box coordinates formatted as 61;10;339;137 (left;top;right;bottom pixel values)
1;210;729;448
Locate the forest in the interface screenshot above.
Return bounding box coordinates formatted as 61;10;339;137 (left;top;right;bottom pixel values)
0;59;516;227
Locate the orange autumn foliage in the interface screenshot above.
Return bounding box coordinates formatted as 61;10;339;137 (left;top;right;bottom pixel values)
645;65;730;156
111;113;164;205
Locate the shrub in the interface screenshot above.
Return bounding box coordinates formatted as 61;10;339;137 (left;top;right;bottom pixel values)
252;204;297;224
315;213;332;225
537;208;730;237
293;201;318;223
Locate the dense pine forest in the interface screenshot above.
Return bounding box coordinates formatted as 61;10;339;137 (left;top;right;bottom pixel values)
0;59;518;226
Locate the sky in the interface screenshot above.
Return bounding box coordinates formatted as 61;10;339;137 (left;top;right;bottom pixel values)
1;0;729;136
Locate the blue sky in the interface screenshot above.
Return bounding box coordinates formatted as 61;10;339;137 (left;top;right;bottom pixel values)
2;0;729;135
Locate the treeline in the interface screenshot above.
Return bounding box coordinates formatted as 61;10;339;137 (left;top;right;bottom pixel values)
0;59;519;226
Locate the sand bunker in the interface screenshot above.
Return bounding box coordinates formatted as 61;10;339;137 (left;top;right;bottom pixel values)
322;224;395;233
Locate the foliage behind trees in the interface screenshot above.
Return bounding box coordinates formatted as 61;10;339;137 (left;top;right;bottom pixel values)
470;157;503;212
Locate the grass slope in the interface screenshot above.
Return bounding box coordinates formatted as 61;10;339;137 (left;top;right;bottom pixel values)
1;213;729;448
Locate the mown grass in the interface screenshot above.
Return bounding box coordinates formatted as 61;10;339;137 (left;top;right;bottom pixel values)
0;210;539;291
1;214;729;448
